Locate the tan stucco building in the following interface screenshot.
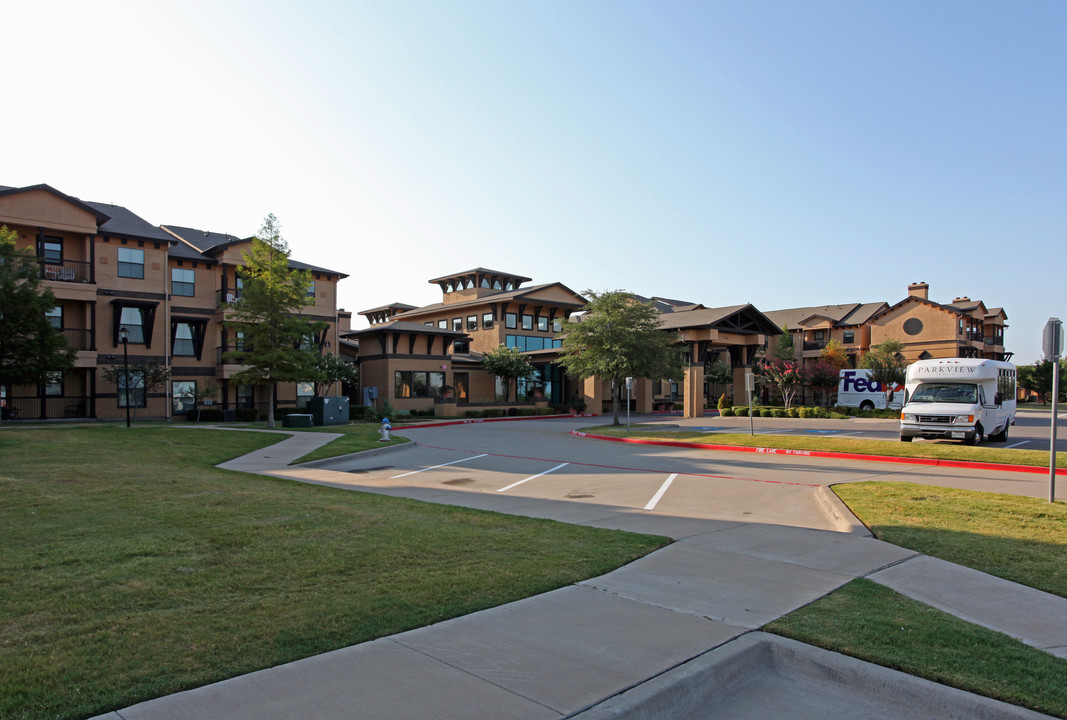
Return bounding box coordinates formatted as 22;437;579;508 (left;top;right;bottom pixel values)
1;183;347;421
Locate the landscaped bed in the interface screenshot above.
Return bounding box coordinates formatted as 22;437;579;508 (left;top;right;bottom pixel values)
0;426;668;720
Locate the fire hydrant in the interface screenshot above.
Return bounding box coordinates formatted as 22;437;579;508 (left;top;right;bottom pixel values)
378;417;391;442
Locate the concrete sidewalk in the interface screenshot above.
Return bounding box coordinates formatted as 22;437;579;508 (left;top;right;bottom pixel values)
91;430;1066;720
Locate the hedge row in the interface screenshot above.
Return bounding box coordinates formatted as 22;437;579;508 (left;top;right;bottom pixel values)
719;406;850;419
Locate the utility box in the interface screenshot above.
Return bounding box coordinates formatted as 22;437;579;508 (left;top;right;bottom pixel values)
308;396;350;426
282;414;313;428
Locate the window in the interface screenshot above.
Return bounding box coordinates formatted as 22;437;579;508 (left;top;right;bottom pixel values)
452;318;462;331
117;247;145;279
46;305;63;329
438;319;448;329
453;340;470;353
172;268;195;296
482;312;494;329
537;316;549;332
237;384;255;409
173;381;195;414
493;280;502;290
467;315;477;331
814;330;825;341
306;281;316;299
480;277;490;288
118;368;146;408
553;319;563;333
296;382;314;408
173;322;196;356
425;321;433;326
843;330;855;344
505;335;563;351
505;313;517;329
394;371;446;398
44;372;63;396
43;237;63;263
522;314;533;330
120;306;145;343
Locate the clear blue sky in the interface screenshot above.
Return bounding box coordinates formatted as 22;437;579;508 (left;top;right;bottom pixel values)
6;1;1064;363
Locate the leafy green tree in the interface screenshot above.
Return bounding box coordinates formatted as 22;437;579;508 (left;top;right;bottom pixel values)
225;214;323;427
0;225;75;423
754;350;807;409
819;338;850;373
310;352;358;397
481;344;536;403
1018;359;1065;404
556;290;684;425
807;359;840;407
860;338;907;406
704;359;733;405
101;360;171;421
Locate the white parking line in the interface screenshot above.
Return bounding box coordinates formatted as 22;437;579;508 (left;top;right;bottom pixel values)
644;473;678;511
390;454;489;479
497;463;569;492
1005;441;1030;449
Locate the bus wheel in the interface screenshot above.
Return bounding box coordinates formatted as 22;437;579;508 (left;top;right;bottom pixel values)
860;401;874;411
968;426;983;446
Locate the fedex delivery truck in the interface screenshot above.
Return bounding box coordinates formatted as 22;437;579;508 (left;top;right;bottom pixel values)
899;358;1016;444
837;369;903;410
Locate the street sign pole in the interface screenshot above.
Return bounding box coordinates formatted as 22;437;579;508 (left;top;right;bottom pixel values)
1044;318;1063;503
746;371;755;436
625;377;633;432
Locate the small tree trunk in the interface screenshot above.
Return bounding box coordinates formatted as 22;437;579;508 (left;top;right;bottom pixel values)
612;380;620;426
267;382;276;428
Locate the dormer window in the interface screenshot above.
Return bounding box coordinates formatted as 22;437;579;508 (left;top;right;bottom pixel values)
445;281;454;292
480;277;490;288
493;279;502;290
465;278;475;289
505;282;514;291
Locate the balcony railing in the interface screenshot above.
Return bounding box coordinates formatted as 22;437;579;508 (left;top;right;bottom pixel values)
2;395;91;421
61;328;94;351
217;345;251;364
39;259;92;284
802;340;828;351
216;289;244;307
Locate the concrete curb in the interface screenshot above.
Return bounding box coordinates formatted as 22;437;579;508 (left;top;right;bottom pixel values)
814;485;870;536
571;632;1056;719
294;440;417;469
570;430;1067;477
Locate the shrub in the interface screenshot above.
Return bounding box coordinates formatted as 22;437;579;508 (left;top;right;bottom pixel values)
811;406;828;418
483;408;505;418
786;407;799;418
758;408;772;417
829;411;849;419
464;410;482;418
735;406;749;417
717;393;732;412
771;408;785;418
720;407;735;417
536;407;556;415
797;406;812;418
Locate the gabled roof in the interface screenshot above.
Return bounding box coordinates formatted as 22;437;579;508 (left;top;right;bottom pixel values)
359;302;419;317
168;240;216;263
870;294;969;321
762;302;888;330
428;267;532;286
396;281;587;319
162;224;347;277
85;201;175;243
655;303;783;336
0;183;113;225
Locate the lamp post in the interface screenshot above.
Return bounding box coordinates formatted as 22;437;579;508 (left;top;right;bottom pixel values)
119;326;131;428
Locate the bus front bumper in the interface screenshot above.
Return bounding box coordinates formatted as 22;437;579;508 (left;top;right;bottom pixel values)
900;423;977;441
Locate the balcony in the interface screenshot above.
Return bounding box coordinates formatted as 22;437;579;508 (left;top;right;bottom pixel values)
217;345;251;365
39;259;92;284
2;395;91;421
61;328;94;351
216;289;244;307
802;340;828;351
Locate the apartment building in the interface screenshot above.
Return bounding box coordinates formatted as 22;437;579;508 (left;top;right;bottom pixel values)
765;283;1009;369
0;183;346;421
347;271;783;418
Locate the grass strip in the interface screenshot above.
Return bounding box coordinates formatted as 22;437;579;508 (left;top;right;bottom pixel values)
283;423;411;464
0;427;668;720
833;481;1067;598
765;579;1067;718
584;426;1067;469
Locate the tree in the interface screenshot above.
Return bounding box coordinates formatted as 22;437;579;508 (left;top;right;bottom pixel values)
310;352;358;397
704;359;733;403
481;345;536;403
807;359;840;407
177;380;220;421
0;225;76;423
101;360;171;421
819;339;850;373
754;326;807;409
860;338;907;406
225;214;323;427
556;290;684;425
1018;359;1066;404
754;352;808;409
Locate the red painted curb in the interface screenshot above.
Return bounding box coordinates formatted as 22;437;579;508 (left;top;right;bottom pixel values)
570;430;1067;476
398;413;597;430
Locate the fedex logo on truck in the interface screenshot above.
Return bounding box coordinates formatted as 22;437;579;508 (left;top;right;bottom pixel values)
840;370;902;394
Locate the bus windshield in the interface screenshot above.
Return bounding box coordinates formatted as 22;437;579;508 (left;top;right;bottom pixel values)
909;382;978;404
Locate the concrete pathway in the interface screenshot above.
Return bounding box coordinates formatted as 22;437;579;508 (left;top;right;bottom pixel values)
90;424;1066;720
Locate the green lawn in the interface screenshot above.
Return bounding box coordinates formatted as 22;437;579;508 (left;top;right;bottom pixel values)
584;426;1067;469
0;426;668;720
765;579;1067;719
834;481;1067;598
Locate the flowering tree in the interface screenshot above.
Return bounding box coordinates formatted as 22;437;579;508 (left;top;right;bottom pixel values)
756;356;808;409
860;339;907;407
807;359;839;407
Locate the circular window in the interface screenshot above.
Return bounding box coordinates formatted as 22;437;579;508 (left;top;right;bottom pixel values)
903;318;924;336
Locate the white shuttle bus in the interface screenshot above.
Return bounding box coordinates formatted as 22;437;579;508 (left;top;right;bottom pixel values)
837;369;903;411
899;358;1016;444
